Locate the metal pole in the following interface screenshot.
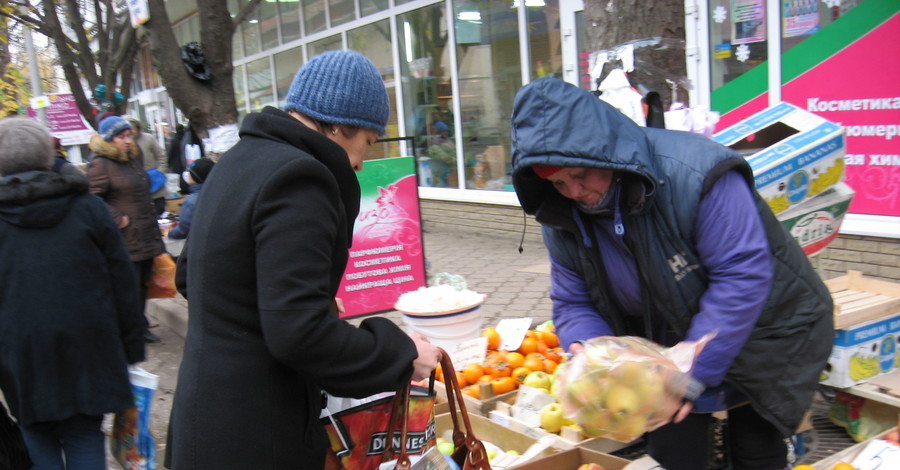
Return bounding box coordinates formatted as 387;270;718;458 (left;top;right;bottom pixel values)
24;26;47;125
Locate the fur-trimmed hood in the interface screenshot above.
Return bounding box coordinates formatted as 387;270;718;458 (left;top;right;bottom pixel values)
0;164;89;228
89;133;139;162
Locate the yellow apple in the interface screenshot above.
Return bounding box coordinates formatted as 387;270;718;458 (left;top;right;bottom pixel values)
605;385;639;417
577;405;612;437
523;371;552;391
539;403;565;433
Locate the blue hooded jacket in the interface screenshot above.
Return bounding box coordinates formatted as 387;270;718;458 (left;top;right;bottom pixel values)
510;77;833;437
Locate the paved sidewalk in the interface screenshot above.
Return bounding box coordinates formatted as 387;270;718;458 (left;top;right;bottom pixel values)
133;227;553;466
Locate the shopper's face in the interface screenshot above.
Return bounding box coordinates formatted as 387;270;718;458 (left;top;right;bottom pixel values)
112;130;134;153
331;127;379;172
544;167;615;206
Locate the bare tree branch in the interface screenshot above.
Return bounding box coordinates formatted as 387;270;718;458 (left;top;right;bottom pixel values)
231;0;264;27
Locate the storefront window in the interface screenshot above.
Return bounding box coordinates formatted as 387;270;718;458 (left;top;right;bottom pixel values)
781;0;862;53
708;0;768;91
274;47;303;107
309;34;343;58
246;58;275;112
527;0;562;81
349;19;401;159
241;0;262;57
398;4;456;188
454;0;522;191
360;0;388;17
234;64;247;121
304;0;327;35
279;0;301;43
329;0;355;27
259;0;280;50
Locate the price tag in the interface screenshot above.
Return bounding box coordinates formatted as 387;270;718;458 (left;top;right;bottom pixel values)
497;318;532;351
852;438;900;470
512;385;556;427
448;337;488;370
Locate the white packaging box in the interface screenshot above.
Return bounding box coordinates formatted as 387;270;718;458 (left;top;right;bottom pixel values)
821;313;900;389
713;102;845;215
776;182;855;256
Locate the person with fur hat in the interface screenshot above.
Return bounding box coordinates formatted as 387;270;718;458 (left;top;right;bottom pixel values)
510;77;833;470
166;50;442;470
0;117;146;469
86;114;166;344
167;157;214;240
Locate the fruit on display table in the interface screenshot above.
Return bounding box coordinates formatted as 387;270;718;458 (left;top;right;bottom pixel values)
577;464;605;470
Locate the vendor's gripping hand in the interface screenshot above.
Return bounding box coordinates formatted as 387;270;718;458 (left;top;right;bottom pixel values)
409;333;441;382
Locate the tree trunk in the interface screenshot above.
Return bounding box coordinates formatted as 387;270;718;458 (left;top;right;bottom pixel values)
584;0;688;107
144;0;244;145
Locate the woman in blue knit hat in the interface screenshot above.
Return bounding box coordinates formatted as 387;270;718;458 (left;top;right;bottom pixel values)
166;50;442;470
86;115;166;344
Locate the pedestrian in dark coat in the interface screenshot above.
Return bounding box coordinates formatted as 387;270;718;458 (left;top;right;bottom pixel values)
0;116;146;469
511;78;833;470
87;115;166;343
166;51;442;470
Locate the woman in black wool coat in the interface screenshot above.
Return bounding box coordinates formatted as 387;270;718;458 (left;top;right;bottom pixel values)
166;51;442;469
0;117;146;469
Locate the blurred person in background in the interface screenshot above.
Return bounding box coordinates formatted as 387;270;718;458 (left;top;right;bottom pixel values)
510;77;833;470
0;116;146;469
125;116;168;215
86;114;166;344
166;50;442;470
167;157;214;240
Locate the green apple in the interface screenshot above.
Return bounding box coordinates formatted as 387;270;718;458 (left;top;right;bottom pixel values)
539;402;565;433
505;450;521;456
523;371;552;391
436;440;454;455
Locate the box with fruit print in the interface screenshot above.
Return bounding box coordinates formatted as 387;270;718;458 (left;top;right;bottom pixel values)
713;101;845;215
821;313;900;389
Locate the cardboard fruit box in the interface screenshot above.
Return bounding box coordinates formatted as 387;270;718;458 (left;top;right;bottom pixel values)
776;182;854;257
713;101;845;215
821;312;900;388
434;412;556;468
434;380;518;417
507;447;630;470
489;402;629;454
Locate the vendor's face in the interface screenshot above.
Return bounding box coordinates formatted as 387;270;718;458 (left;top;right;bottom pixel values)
330;127;379;172
112;130;134;153
545;167;615;206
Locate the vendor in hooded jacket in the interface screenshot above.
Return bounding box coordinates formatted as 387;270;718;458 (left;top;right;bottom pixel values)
510;77;833;470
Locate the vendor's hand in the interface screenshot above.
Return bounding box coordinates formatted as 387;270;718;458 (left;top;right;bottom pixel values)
673;400;694;423
409;333;441;382
569;341;584;355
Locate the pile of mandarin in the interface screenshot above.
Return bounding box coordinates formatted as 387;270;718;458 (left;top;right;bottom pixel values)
436;326;565;399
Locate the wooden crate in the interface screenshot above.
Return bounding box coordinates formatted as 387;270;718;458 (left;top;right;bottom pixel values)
434;381;517;417
826;270;900;329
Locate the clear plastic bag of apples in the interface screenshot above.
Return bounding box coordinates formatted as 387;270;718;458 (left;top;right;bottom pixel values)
556;334;713;442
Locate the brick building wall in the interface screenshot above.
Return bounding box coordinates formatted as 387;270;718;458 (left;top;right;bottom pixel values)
420;200;900;283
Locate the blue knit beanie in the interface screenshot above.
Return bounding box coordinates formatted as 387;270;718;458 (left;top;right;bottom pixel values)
284;51;389;135
98;115;132;141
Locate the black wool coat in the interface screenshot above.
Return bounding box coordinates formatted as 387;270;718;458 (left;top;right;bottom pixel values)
0;165;145;427
166;107;418;469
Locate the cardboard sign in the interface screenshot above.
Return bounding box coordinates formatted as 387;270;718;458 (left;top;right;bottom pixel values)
447;337;488;371
497;318;532;351
511;386;557;427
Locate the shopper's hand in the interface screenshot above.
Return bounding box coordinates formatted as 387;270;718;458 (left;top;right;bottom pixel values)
334;297;345;314
409;333;441;382
673;400;693;423
118;214;130;229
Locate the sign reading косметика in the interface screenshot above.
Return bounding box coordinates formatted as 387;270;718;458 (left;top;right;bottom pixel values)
337;156;427;318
